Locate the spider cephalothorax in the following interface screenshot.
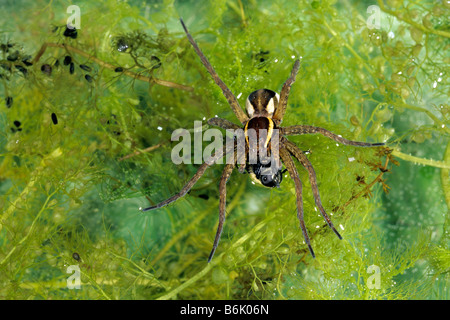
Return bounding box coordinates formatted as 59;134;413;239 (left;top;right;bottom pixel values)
141;19;385;262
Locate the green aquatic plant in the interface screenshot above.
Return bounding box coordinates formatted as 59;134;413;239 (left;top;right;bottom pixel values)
0;0;448;300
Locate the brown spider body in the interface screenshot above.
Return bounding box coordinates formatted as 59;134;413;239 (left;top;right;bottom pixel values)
141;19;385;262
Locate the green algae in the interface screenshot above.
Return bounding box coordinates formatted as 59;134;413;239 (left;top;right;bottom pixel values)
0;0;448;300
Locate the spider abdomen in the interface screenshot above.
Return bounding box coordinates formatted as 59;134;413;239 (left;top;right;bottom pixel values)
244;116;275;150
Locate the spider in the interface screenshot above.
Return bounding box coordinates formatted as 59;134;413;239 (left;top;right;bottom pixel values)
141;18;385;262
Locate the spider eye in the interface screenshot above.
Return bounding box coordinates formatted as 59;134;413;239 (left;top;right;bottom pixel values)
261;175;275;187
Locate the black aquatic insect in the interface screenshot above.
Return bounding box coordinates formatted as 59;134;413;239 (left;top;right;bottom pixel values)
63;26;78;39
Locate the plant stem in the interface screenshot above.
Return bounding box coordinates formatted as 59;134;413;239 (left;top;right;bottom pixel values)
392;148;450;169
0;147;63;232
377;0;450;39
156;216;271;300
0;189;59;266
32;42;194;92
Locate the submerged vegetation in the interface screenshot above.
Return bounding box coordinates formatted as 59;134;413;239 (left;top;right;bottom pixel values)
0;0;448;299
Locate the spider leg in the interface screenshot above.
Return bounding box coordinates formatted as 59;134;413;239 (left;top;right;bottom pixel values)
236;143;247;174
279;146;315;258
272;60;300;125
207;117;241;130
140;145;229;211
283;137;343;240
208;117;247;173
208;161;235;262
180;18;249;125
281;125;385;147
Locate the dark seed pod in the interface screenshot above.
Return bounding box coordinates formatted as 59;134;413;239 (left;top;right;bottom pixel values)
15;65;28;76
63;26;78;39
13;120;21;127
51;112;58;125
22;56;33;66
79;64;91;72
85;74;93;83
5;96;13;108
69;62;75;74
7;50;19;62
1;63;11;72
63;56;72;66
151;56;161;69
114;67;123;72
41;64;52;76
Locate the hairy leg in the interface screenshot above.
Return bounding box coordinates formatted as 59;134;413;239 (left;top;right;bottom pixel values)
279;146;315;258
208;162;235;262
207;117;241;130
180;18;249;125
272;60;300;125
283;137;342;240
281;125;385;147
140;145;229;211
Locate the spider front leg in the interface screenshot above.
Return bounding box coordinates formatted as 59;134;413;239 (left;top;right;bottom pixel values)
281;125;385;147
207;117;241;131
283;137;343;240
279;146;315;258
180;19;249;125
208;161;235;262
272;60;300;125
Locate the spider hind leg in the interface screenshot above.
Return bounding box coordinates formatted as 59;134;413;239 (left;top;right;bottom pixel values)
208;162;235;262
279;146;316;258
283;138;343;241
